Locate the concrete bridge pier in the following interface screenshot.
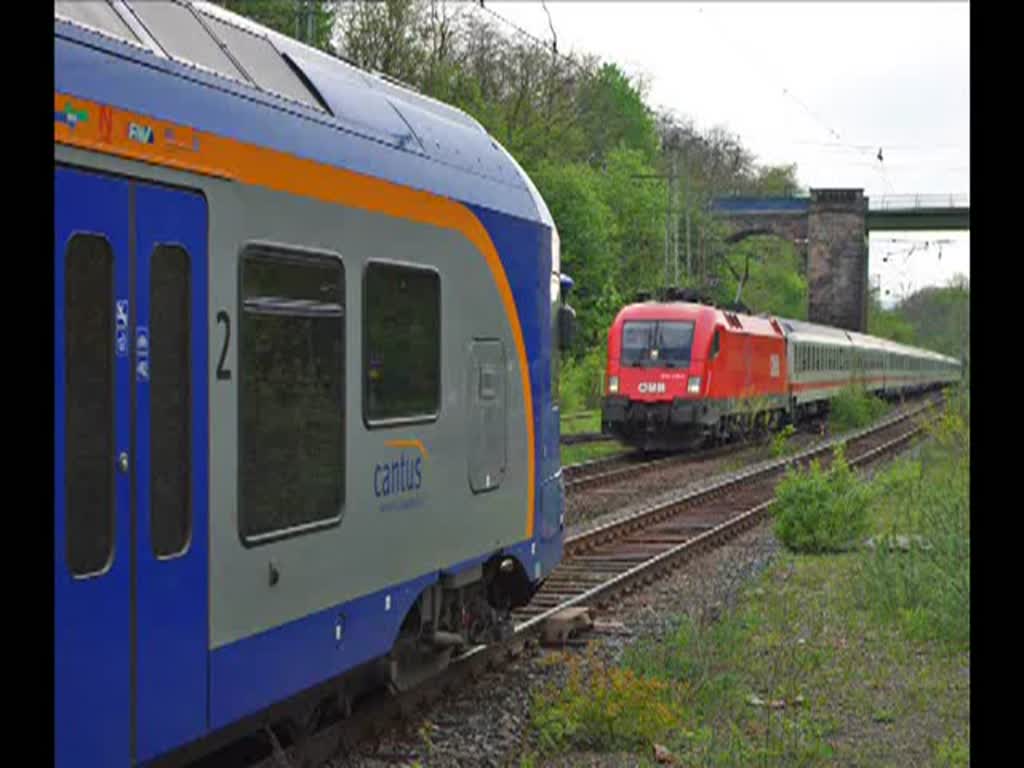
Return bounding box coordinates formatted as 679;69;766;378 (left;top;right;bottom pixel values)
807;189;868;332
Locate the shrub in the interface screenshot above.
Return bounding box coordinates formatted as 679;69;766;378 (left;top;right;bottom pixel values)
829;386;888;433
772;424;797;458
559;347;606;413
530;648;681;753
773;444;871;553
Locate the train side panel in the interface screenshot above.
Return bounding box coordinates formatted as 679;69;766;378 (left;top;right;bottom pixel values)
55;16;563;766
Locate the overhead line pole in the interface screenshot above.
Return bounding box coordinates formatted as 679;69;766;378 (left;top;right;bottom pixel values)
632;171;683;290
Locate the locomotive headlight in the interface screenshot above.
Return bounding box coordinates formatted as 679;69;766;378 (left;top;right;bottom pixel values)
608;375;619;394
687;376;702;394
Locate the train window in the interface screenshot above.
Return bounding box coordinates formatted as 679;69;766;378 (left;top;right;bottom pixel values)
128;0;247;83
710;329;721;360
65;234;115;577
199;11;324;110
621;321;656;366
56;1;141;45
364;262;441;424
150;245;191;558
655;321;695;367
239;247;345;543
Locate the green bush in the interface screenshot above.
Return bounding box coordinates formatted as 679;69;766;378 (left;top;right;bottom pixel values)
773;444;871;553
530;647;681;753
771;423;797;458
559;347;607;413
828;386;889;433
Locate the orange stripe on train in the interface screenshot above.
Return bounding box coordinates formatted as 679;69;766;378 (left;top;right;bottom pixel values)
55;91;537;539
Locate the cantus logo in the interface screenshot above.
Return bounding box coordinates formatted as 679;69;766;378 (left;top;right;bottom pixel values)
637;382;667;394
374;440;428;498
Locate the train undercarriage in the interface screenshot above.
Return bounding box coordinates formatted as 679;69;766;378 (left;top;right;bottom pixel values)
602;383;950;454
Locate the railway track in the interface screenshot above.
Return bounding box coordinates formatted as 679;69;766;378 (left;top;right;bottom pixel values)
244;393;942;768
559;430;610;446
560;392;934;497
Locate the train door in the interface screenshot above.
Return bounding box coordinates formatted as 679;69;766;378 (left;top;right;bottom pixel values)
55;167;209;767
468;339;507;492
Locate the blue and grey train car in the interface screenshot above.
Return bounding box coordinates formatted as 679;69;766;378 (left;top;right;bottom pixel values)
54;2;572;765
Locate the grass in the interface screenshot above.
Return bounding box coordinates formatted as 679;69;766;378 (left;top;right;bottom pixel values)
561;440;627;466
528;390;970;767
559;409;602;435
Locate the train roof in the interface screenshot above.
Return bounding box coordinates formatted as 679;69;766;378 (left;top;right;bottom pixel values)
777;317;960;364
615;301;783;338
613;303;959;365
54;0;554;228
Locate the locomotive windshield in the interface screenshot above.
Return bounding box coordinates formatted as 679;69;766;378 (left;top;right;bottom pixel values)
621;320;694;368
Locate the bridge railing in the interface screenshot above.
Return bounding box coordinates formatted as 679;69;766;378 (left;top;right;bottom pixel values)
869;194;969;211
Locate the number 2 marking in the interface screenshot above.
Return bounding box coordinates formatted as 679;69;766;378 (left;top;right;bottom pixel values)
216;310;231;381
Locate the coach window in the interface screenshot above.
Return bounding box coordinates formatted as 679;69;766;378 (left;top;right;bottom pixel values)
150;245;192;557
364;262;441;424
239;247;345;543
65;234;115;577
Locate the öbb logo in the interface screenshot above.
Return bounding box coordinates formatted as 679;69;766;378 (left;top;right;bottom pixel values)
374;439;427;498
637;381;667;394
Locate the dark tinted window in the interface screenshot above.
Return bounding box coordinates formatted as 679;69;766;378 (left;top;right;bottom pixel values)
655;321;695;367
65;234;115;576
364;263;440;422
240;248;345;542
710;329;720;360
621;321;655;366
150;245;191;557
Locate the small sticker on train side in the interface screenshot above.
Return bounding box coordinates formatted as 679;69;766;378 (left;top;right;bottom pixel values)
128;122;154;145
115;300;129;357
55;101;88;130
136;326;149;382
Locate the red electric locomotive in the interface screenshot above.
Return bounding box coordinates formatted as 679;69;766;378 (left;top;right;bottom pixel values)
601;296;789;451
601;291;962;452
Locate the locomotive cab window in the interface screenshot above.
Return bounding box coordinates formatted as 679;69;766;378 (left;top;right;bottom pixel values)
710;329;721;360
621;320;694;367
239;247;345;543
364;262;441;424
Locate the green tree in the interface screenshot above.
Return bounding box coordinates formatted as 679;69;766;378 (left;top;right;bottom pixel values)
717;236;807;317
531;161;616;353
868;288;916;344
576;64;659;166
752;163;802;196
599;146;668;298
897;276;969;357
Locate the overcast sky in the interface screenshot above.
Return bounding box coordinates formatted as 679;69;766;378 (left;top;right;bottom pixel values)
489;1;969;305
